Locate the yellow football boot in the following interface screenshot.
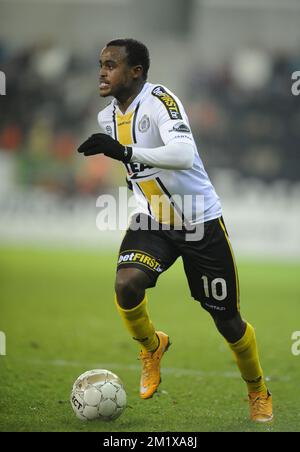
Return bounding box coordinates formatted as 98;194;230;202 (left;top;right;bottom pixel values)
139;331;171;399
248;390;273;423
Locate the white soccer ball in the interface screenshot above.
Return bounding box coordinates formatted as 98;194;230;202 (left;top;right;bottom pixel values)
70;369;127;421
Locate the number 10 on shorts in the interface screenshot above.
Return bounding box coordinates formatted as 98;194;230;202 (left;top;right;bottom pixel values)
201;276;227;301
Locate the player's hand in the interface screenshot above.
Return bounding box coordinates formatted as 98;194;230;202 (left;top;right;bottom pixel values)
77;133;132;163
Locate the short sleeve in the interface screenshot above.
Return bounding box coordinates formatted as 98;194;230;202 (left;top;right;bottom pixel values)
151;85;194;146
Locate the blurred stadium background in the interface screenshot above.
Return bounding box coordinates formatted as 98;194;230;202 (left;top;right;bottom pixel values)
0;0;299;256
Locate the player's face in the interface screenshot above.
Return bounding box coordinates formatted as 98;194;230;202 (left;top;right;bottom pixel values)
99;46;134;98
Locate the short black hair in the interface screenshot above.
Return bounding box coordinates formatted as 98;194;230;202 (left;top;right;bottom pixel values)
105;38;150;80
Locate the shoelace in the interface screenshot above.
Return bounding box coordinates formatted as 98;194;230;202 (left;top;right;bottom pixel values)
139;352;158;380
249;394;268;416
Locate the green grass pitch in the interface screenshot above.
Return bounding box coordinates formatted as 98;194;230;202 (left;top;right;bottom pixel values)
0;247;300;432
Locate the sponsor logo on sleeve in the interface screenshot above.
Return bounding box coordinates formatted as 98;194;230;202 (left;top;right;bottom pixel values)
172;135;193;141
171;122;191;133
152;86;182;120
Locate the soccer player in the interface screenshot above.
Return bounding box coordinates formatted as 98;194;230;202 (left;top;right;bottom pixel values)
78;39;273;422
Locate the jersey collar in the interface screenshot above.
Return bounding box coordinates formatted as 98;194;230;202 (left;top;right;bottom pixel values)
113;82;151;115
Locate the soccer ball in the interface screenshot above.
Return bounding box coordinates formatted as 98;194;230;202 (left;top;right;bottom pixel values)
70;369;127;421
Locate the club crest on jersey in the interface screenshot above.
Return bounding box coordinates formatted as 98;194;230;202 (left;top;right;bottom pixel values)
152;86;182;120
106;125;112;135
138;114;150;133
172;122;191;133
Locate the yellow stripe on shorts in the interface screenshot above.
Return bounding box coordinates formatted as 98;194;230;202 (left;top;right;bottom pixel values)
218;217;240;311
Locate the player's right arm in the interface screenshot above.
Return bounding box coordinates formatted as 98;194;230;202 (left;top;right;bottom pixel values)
78;87;195;170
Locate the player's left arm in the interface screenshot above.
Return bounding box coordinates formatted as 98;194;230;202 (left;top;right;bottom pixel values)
130;88;195;170
130;141;194;170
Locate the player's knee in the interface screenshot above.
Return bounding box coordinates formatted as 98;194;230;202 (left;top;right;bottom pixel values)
115;268;150;308
115;272;137;300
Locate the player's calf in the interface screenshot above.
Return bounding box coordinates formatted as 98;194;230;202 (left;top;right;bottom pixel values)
212;312;246;343
115;268;160;355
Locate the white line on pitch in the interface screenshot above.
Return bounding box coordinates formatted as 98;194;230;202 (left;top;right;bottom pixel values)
23;358;288;382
